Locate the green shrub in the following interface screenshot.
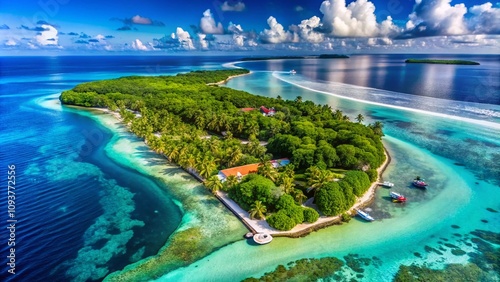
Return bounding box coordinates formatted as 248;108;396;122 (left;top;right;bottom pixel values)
341;213;351;222
316;182;346;216
366;169;378;182
303;207;320;223
267;210;296;231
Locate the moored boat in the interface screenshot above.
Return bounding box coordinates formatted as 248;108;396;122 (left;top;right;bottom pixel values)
412;179;428;189
355;208;374;221
253;233;273;244
381;181;394;187
390;191;407;202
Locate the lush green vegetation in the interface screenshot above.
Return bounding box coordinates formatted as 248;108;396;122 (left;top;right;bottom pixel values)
318;54;349;59
242;257;344;282
61;69;385;231
405;59;480;65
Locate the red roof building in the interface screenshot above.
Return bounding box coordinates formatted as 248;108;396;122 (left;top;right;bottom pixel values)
259;106;276;116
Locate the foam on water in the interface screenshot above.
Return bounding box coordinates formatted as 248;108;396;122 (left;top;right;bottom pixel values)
272;72;500;129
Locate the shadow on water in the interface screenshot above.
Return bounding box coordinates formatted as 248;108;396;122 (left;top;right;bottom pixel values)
160;167;196;181
381;196;395;202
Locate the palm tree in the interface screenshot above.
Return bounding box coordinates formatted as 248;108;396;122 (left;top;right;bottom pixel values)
249;200;267;220
333;109;343;120
228;147;243;167
224;175;239;191
295;96;303;103
258;158;277;182
372;121;384;136
166;147;179;162
278;173;295;194
247;121;259;138
197;156;217;179
307;167;335;196
195;114;206;129
232;117;245;134
292;189;307;205
204;175;223;195
356;114;365;123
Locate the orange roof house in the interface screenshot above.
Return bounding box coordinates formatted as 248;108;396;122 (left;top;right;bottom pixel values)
240;107;256;112
218;163;260;181
217;158;289;182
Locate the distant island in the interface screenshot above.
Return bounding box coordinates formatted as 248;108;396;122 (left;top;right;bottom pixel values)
241;54;349;61
318;54;350;59
405;59;480;65
60;69;385;233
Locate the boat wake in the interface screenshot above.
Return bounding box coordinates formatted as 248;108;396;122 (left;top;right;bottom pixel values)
272;72;500;130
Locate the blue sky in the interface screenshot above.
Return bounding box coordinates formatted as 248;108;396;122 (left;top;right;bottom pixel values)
1;0;499;54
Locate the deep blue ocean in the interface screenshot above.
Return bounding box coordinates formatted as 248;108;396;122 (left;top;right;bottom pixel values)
0;55;499;282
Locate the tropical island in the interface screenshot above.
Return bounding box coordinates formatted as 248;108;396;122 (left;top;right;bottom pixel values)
318;54;350;59
241;54;349;61
60;69;385;233
405;59;480;65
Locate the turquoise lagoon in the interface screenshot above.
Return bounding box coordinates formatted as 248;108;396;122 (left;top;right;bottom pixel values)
157;60;499;281
1;55;498;281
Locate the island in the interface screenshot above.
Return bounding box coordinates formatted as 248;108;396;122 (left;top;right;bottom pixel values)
60;69;386;234
405;59;480;65
318;54;350;59
241;54;349;61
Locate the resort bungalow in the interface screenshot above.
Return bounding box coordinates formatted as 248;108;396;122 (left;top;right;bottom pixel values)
217;158;290;182
218;163;260;182
259;106;276;116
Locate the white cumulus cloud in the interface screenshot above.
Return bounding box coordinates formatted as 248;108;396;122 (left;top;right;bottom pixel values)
198;33;209;49
228;22;244;34
319;0;379;37
200;9;224;34
221;1;245;12
469;2;500;34
131;39;150;51
35;24;58;46
233;34;245;46
295;16;324;43
171;27;195;50
404;0;468;37
259;16;298;43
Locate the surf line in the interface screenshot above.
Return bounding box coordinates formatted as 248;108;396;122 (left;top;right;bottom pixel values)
272;72;500;130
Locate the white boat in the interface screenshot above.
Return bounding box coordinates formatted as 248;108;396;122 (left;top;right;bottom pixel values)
289;69;296;74
381;181;394;187
355;209;375;221
253;233;273;244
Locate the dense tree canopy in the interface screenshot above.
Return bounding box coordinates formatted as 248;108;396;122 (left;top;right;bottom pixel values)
61;69;385;230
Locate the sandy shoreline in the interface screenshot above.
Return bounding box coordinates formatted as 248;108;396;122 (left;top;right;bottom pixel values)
61;67;391;239
207;71;252;85
66;96;392;238
215;146;392;237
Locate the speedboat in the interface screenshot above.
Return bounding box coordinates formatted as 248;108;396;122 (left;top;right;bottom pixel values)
390;191;407;202
289;69;296;74
253;233;273;244
412;179;428;189
355;209;374;221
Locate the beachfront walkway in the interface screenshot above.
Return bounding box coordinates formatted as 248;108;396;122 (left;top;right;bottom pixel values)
215;148;391;237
